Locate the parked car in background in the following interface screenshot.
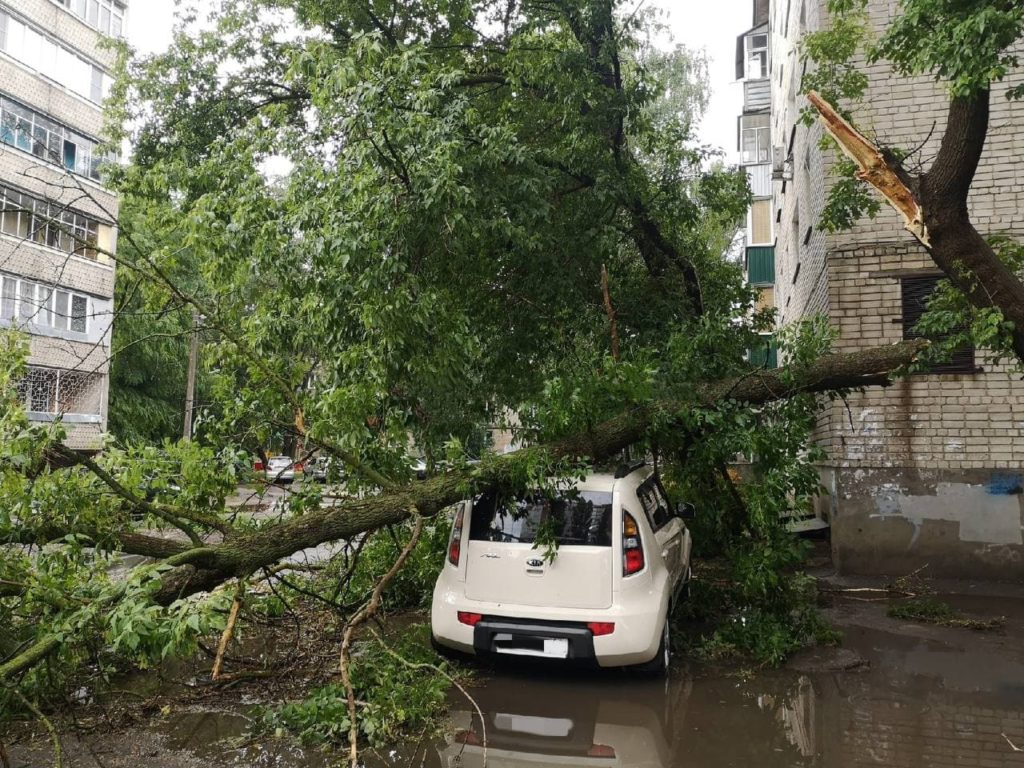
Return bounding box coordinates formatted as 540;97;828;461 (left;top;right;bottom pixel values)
431;463;693;675
306;456;328;482
254;455;303;483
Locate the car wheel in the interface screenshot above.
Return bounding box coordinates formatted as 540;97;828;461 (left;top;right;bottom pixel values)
635;619;670;676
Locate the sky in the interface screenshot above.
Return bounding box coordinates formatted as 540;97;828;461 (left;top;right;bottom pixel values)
126;0;747;162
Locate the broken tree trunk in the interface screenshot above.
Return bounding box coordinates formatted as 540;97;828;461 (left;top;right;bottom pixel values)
807;90;1024;363
1;338;926;681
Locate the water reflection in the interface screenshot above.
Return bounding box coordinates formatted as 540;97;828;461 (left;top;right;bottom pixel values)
434;624;1024;768
440;674;684;767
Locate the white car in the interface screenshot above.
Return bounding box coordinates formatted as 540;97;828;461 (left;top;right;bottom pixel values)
431;463;693;674
261;455;303;483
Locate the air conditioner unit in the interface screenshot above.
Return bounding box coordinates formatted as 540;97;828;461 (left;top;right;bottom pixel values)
771;146;793;181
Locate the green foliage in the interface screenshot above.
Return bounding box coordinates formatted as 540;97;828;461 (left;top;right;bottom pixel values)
888;595;954;621
888;596;1004;630
264;624;456;747
909;239;1024;371
658;317;843;667
799;7;871;124
819;158;882;232
0;0;867;711
801;0;1024;235
873;0;1024;99
335;520;451;613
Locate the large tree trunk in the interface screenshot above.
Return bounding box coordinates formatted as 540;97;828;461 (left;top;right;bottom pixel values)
808;91;1024;362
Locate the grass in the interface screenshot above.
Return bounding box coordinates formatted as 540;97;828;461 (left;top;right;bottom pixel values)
888;596;1004;631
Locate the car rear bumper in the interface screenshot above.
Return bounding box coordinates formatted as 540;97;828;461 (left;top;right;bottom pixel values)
431;584;664;667
472;616;597;665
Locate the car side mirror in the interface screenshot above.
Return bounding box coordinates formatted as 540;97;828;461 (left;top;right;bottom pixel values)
676;501;695;520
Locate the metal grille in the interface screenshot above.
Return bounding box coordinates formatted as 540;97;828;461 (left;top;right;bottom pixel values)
901;276;975;374
14;366;101;416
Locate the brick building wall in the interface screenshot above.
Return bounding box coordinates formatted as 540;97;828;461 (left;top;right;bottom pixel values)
772;0;1024;577
0;0;122;450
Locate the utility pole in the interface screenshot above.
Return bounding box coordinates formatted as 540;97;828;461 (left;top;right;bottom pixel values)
183;310;200;441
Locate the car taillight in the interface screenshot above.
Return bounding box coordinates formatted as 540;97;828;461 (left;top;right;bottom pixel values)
458;611;483;626
588;744;616;758
587;622;615;636
448;505;465;566
253;461;264;472
623;511;645;576
294;462;304;472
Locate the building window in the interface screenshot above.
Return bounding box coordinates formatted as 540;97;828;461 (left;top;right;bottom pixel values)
0;185;107;260
0;94;113;181
745;33;768;79
0;273;91;335
0;11;113;104
739;113;769;165
14;365;100;416
54;0;125;37
901;276;975;374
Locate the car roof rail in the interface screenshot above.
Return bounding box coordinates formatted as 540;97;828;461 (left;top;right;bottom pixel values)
613;460;646;479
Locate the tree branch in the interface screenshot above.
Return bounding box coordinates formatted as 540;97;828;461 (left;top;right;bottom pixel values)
807;90;928;245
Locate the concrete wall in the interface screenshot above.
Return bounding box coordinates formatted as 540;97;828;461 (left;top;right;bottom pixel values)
832;467;1024;579
772;0;1024;577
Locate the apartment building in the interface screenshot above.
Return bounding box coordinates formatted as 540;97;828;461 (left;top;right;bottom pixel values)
769;0;1024;577
0;0;122;450
736;0;777;369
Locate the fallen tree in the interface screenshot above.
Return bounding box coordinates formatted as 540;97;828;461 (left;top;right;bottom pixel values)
0;337;925;682
0;0;971;751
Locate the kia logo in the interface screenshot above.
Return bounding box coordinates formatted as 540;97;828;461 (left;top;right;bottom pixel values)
526;558;544;568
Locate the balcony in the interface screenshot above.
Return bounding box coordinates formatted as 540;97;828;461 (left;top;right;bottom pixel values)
746;164;772;197
743;79;770;111
746;245;775;286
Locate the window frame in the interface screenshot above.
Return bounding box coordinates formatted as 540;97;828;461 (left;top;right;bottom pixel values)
0;183;108;262
0;273;91;335
745;32;768;80
637;476;674;532
52;0;125;37
0;11;113;103
16;364;98;416
0;94;112;182
739;114;770;165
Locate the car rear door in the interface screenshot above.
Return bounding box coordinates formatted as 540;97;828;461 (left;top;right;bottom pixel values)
636;477;686;589
464;488;614;610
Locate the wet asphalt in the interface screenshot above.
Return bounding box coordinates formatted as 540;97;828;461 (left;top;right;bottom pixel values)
9;584;1024;767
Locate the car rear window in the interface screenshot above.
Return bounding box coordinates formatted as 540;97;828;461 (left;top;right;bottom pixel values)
468;490;613;546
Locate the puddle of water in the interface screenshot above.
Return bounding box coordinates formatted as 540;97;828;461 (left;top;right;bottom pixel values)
12;596;1024;767
430;598;1024;768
